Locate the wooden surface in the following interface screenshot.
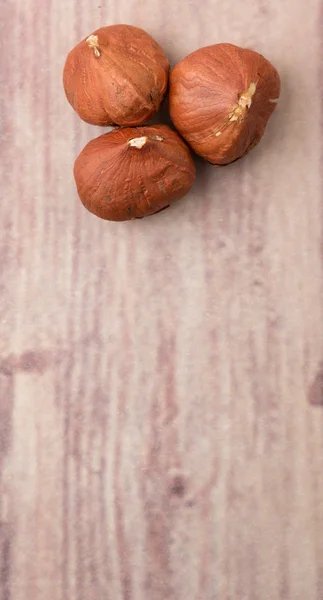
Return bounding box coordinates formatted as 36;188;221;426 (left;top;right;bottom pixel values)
1;1;323;599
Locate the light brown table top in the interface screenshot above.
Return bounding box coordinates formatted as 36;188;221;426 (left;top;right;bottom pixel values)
1;1;323;599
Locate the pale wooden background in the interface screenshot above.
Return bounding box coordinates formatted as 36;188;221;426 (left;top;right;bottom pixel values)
1;0;323;599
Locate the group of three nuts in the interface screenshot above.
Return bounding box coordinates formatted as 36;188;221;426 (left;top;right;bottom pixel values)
63;24;280;222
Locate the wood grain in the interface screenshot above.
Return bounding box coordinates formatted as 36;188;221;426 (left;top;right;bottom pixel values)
1;0;323;599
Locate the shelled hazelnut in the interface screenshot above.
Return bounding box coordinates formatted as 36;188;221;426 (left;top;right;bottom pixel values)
74;125;196;221
63;25;169;126
169;43;280;165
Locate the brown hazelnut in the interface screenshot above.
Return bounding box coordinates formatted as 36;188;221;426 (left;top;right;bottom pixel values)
169;43;281;165
74;125;196;221
63;25;169;126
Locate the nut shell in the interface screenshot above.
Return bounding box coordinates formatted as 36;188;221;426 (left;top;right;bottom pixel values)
74;125;196;221
63;25;169;126
169;43;281;165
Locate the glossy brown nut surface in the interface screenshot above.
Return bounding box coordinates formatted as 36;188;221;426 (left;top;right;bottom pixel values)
74;125;196;221
169;43;281;165
63;24;169;126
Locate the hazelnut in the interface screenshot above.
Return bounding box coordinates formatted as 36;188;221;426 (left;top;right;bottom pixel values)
63;25;169;126
74;125;196;221
169;43;281;165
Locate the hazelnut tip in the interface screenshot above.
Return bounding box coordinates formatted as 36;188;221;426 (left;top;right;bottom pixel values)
86;35;101;57
238;82;257;109
229;82;257;122
128;136;148;149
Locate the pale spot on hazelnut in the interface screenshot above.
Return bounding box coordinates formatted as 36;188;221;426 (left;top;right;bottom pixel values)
269;98;279;103
249;81;257;96
128;136;148;149
86;34;101;57
215;131;222;137
148;134;164;142
229;114;239;122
